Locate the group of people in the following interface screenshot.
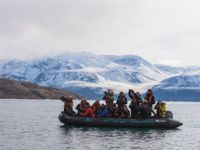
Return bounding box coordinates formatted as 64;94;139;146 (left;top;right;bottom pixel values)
61;89;167;119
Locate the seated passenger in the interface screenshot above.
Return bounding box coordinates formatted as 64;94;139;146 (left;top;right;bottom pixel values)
81;103;94;117
108;103;119;118
154;101;167;118
98;104;109;118
154;101;161;116
92;100;101;116
159;102;167;118
129;90;142;118
119;105;130;118
76;98;87;116
103;89;115;110
140;100;156;119
60;96;76;115
140;100;150;118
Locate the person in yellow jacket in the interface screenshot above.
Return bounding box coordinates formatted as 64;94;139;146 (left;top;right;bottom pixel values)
154;101;167;118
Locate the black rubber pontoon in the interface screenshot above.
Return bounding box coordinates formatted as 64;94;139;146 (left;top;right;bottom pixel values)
59;112;183;129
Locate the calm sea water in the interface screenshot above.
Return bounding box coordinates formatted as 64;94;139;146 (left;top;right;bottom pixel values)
0;100;200;150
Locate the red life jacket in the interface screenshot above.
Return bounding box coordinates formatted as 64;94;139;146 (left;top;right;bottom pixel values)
82;107;94;117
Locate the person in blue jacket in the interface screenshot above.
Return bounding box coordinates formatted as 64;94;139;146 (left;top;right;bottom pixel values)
98;104;109;117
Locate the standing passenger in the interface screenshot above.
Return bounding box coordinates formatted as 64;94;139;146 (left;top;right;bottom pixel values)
60;96;76;115
116;92;127;111
144;89;155;107
144;89;155;116
103;89;115;110
128;89;142;118
116;91;129;117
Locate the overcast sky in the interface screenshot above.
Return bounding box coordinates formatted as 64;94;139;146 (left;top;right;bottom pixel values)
0;0;200;66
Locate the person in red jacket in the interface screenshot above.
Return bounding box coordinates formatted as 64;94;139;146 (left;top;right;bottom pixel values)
81;104;95;117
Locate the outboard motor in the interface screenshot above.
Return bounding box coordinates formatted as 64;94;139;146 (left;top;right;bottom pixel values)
165;111;173;119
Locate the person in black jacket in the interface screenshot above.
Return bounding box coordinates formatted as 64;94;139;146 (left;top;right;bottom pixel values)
116;91;129;118
76;98;88;116
144;89;156;117
140;100;152;118
128;89;142;118
144;89;155;107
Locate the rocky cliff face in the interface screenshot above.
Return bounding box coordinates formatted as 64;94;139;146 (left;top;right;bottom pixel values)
0;78;80;99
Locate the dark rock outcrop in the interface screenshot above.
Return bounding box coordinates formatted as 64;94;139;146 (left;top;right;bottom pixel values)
0;78;81;99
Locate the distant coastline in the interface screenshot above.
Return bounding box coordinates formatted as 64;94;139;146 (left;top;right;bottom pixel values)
0;78;81;100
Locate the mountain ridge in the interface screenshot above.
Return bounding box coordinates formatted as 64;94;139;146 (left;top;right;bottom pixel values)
0;52;199;100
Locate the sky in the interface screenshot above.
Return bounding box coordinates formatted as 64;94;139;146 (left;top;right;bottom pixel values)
0;0;200;66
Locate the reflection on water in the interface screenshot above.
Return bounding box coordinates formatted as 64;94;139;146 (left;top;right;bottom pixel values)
58;125;182;150
0;100;200;150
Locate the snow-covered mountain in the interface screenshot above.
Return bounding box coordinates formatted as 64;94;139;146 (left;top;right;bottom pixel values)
0;52;199;100
152;69;200;101
155;64;184;74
